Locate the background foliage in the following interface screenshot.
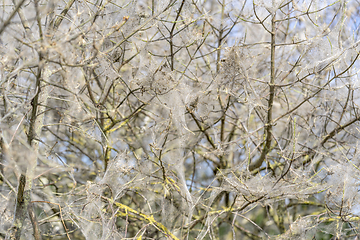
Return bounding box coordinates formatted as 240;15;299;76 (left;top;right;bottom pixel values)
1;0;360;239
